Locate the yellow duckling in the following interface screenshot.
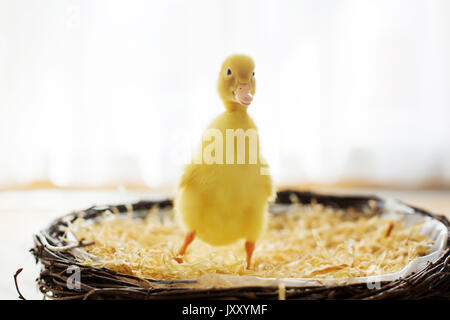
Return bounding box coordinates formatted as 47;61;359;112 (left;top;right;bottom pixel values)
174;54;274;269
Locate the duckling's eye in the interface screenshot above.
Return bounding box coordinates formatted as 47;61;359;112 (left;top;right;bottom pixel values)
227;68;232;76
252;71;255;77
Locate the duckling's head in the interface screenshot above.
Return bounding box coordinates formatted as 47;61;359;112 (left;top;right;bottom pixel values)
218;54;256;111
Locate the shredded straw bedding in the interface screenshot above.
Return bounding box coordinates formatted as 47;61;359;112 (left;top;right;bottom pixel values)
66;204;432;281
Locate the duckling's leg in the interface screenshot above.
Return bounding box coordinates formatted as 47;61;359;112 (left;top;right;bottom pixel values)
245;241;255;269
174;231;196;264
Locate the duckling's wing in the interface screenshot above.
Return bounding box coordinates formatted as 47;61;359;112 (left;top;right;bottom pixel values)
179;163;219;190
179;163;201;189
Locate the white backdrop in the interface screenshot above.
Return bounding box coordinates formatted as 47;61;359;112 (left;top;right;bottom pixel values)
1;0;450;188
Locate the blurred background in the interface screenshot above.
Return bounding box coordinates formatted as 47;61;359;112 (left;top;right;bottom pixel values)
1;0;450;299
1;0;450;191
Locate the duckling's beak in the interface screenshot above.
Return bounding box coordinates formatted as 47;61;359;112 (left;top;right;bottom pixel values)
234;83;253;106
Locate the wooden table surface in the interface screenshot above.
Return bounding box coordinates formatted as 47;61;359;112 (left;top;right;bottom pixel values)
1;188;449;300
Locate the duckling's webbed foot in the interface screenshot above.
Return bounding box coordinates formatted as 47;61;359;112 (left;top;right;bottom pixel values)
174;231;196;264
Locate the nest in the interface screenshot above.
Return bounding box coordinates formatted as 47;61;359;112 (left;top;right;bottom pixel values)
27;190;450;300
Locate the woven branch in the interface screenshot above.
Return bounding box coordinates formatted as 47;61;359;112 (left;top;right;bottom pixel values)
24;190;450;300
